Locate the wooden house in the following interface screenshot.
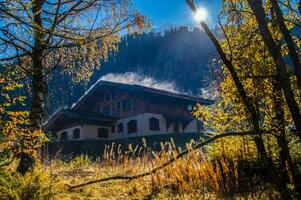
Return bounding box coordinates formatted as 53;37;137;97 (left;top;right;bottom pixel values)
44;81;213;141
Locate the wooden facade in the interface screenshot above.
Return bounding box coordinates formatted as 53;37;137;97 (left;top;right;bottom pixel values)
73;84;199;120
44;81;213;141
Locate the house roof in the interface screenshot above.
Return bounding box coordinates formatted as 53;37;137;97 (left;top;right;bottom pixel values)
43;109;117;131
72;80;213;109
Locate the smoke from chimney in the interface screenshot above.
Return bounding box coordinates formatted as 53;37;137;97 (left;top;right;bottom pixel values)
99;72;181;94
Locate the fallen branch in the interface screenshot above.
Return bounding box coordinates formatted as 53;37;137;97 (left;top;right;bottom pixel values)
67;130;272;190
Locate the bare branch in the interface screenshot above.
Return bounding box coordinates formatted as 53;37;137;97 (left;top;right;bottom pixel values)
217;17;233;61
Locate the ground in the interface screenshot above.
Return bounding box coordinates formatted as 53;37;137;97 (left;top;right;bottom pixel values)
0;141;285;200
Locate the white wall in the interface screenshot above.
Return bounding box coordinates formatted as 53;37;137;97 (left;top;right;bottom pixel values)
140;113;167;137
57;125;84;141
111;113;199;138
56;113;200;141
83;125;112;140
56;125;112;141
112;113;167;138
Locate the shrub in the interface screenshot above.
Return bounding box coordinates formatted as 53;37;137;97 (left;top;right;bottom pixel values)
0;169;56;200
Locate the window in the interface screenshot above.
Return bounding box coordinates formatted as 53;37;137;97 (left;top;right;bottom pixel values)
98;128;109;138
122;99;132;112
73;128;80;139
149;117;160;131
61;131;68;141
127;120;137;134
117;123;123;133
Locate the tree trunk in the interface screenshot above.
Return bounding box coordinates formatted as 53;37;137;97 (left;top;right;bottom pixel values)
271;79;299;197
16;0;45;175
185;2;293;197
247;0;301;141
16;153;36;176
17;57;46;175
270;0;301;89
267;9;299;196
29;58;46;131
253;135;291;199
276;134;297;184
275;132;300;198
251;105;290;199
246;1;299;197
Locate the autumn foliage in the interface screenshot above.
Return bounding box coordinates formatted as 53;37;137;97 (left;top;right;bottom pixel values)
1;0;301;199
0;67;47;163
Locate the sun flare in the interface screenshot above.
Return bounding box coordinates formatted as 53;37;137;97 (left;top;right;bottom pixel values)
194;7;207;22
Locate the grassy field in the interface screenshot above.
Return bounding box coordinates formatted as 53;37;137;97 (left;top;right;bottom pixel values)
1;139;283;200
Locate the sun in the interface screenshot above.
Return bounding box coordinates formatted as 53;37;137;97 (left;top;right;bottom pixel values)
194;7;207;22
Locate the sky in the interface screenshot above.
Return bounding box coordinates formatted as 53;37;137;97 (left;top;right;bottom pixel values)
133;0;222;28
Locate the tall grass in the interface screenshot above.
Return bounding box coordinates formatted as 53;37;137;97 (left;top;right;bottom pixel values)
0;139;284;199
64;140;280;199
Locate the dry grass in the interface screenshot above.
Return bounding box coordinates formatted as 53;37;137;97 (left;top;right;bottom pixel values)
1;140;281;200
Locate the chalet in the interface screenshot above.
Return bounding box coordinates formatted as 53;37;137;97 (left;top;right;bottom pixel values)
44;81;213;141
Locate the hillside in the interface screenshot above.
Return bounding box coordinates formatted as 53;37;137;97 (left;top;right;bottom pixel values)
46;26;217;115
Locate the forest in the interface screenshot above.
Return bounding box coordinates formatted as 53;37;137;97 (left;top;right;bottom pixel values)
1;0;301;199
46;26;216;115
